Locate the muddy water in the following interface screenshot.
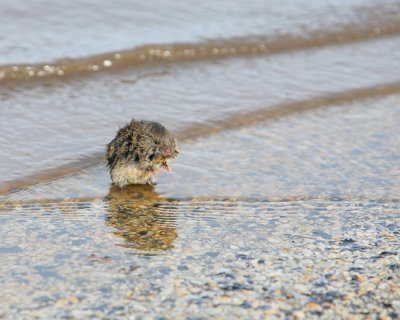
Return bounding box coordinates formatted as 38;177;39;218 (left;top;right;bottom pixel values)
1;1;400;318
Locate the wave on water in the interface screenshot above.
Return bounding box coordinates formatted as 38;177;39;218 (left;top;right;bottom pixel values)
2;5;400;197
1;80;400;196
1;18;400;82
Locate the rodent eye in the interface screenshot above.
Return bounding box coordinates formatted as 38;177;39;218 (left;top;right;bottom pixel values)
154;140;159;145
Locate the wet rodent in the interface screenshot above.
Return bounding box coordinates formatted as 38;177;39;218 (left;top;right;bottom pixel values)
106;119;178;187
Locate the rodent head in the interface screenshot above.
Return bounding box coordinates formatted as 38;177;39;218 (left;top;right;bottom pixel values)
137;121;179;171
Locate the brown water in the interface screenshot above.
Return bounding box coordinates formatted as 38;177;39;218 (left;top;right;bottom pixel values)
1;1;400;318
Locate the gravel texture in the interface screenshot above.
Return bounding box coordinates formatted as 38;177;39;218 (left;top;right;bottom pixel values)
1;94;400;319
1;199;400;319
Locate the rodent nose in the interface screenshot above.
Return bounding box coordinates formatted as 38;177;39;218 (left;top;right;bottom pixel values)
165;148;171;155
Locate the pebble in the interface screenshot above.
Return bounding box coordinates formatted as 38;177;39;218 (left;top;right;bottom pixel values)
2;195;400;319
292;310;305;319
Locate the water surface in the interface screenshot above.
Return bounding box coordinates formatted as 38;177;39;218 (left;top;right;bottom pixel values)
1;1;400;318
2;36;400;191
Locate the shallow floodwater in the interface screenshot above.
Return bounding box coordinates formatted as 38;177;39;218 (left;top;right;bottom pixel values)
2;36;400;190
2;94;400;318
1;1;400;319
1;198;400;319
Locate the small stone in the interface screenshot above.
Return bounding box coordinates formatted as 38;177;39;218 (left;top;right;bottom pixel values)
293;310;305;319
264;309;277;316
307;302;321;309
218;294;231;303
29;311;46;318
303;250;313;258
294;284;308;293
56;298;70;306
392;300;400;311
378;283;390;291
351;274;364;282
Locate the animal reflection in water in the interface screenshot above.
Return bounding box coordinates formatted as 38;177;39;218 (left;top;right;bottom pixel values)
105;184;178;253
